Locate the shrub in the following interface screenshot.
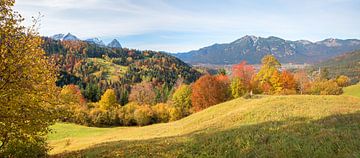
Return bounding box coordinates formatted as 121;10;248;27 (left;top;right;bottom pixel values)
134;105;154;126
152;103;171;123
310;80;343;95
121;102;140;126
169;107;183;121
336;75;350;87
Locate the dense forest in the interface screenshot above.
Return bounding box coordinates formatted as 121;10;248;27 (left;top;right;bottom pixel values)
42;38;201;105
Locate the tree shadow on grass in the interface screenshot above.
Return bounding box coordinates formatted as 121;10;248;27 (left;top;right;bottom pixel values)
52;112;360;158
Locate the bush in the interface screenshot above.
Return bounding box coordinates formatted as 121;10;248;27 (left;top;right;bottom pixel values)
134;105;154;126
152;103;171;123
310;80;343;95
169;107;183;121
121;102;140;126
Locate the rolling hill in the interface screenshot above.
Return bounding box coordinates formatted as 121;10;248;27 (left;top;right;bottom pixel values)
314;50;360;83
173;36;360;65
49;94;360;157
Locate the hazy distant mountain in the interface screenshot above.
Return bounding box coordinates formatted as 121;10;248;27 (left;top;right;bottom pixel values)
85;38;105;46
107;39;122;48
173;35;360;64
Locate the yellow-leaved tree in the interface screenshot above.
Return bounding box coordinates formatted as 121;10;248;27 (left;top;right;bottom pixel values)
99;89;118;110
0;0;59;156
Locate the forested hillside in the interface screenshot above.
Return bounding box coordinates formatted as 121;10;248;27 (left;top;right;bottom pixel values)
42;38;201;104
314;50;360;83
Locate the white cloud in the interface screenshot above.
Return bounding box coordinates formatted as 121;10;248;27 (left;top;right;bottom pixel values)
13;0;360;52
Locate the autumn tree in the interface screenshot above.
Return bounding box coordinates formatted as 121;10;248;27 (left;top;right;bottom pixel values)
231;61;256;97
294;70;311;94
172;84;192;116
129;81;156;105
99;89;118;110
256;55;281;94
191;75;230;112
336;75;350;87
280;70;297;94
0;0;59;156
60;84;85;105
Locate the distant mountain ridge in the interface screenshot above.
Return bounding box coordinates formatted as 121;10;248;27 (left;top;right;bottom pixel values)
50;33;121;48
173;35;360;64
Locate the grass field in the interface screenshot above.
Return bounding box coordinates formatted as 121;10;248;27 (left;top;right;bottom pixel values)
343;83;360;98
49;94;360;157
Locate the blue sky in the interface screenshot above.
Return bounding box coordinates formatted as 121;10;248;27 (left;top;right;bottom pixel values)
14;0;360;53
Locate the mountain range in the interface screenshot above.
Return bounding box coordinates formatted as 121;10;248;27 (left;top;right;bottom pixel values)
50;33;122;48
173;36;360;65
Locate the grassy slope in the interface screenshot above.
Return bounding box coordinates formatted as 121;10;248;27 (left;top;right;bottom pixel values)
49;95;360;157
343;84;360;98
87;58;127;82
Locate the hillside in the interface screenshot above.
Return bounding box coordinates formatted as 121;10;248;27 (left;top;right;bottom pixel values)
173;36;360;65
314;50;360;83
50;95;360;157
42;38;201;104
344;84;360;98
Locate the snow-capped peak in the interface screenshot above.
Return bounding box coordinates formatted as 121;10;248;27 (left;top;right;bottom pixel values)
85;37;105;46
63;33;80;41
107;39;122;48
51;34;65;40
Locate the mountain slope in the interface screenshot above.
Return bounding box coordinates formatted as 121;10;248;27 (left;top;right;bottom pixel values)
174;36;360;65
50;95;360;157
315;50;360;83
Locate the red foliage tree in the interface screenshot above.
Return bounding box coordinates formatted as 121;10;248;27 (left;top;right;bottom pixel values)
191;75;230;112
231;61;256;92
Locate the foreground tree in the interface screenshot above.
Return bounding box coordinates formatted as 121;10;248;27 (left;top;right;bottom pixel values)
0;0;59;156
191;75;229;112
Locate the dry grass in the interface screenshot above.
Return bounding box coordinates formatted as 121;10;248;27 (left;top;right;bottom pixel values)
49;95;360;157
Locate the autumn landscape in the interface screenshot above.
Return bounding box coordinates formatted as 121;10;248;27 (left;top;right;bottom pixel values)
1;0;360;157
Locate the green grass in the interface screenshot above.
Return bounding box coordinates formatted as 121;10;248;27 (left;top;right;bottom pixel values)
343;84;360;98
87;58;128;82
49;95;360;157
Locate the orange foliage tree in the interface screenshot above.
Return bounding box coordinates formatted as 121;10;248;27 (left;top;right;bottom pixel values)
280;70;297;94
191;75;230;112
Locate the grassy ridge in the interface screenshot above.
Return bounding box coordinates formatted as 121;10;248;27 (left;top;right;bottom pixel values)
49;95;360;157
